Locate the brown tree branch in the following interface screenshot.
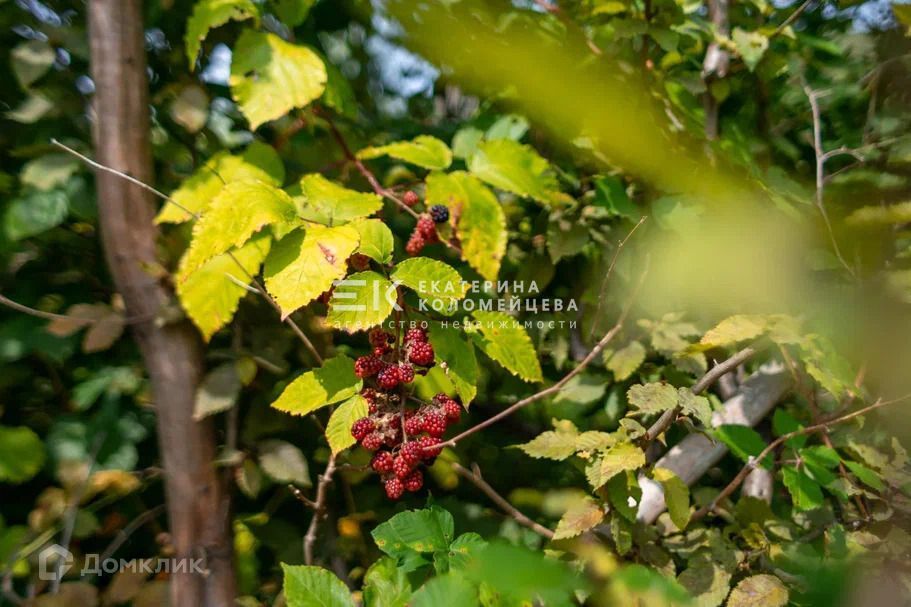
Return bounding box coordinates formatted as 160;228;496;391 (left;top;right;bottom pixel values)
303;454;338;565
452;463;555;539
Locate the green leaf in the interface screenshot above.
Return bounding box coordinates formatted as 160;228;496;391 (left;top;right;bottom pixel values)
547;215;589;262
468;311;543;382
676;562;732;607
626;382;678;415
21;154;80;191
697;314;768;350
358;136;453;170
677;388;712;426
273;0;316;26
411;573;477;607
486;114;529;141
281;564;355;607
772;409;807;449
446;533;488;571
727;574;788;607
363;557;413;607
182;180;297;275
371;506;455;558
451;127;484;160
553;497;604;539
653;468;690;530
585;442;645;490
517;424;579;461
11;40;56;88
605;340;646;381
325;395;368;454
296;174;383;226
468;139;559;204
193;362;242;420
3;189;68;241
844;460;885;491
352;219;394;264
270;355;361;416
156;141;284;223
258;439;310;486
553;373;607;406
429;325;479;405
327;271;395;333
264;224;361;318
0;426;45;484
425;171;507;281
229;30;326;129
391;258;466;313
782;466;824;510
846;201;911;226
732;28;768;71
593;175;639;219
185;0;259;68
176;234;271;340
714;425;770;468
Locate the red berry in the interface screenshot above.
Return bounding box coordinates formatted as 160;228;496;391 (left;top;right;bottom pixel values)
409;342;435;366
417;215;438;242
362;433;384;451
392;455;413;479
355;355;383;378
443;399;462;423
371;451;394;473
423;411;447;437
398;363;415;384
373;346;390;357
406;231;425;256
385;477;404;499
404;469;424;492
404;327;427;344
418;435;442;459
401;441;423;465
351;417;375;441
349;253;371;271
403;191;420;207
369;328;393;348
377;366;401;390
404;414;424;436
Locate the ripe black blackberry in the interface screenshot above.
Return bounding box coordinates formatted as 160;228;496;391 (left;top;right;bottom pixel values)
429;204;449;223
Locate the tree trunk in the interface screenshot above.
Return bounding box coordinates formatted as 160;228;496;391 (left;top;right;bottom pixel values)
87;1;235;604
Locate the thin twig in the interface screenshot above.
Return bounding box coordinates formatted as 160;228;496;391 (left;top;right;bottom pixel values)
52;138;324;363
303;454;338;565
289;484;318;509
691;393;911;521
0;293;152;325
642;345;760;444
452;462;555;539
770;0;813;38
589;216;647;340
434;263;648;451
95;505;166;565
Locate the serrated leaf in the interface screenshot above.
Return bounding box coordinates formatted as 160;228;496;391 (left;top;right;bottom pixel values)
782;466;824;510
468;139;559;204
727;574;788;607
576;431;615;452
553;498;604;539
358;135;452;170
0;426;45;484
469;310;543;382
193;362;242;420
653;467;690;530
264;224;361;318
446;533;488;571
296;174;383;225
270;355;361;416
258;440;310;486
844;460;885;491
157;142;284;223
325;395;368;454
677;388;712;426
732;28;768;71
327;271;395;332
676;562;732;607
605;340;646;381
626;382;678;415
353;219;394;264
182;180;296;275
715;425;771;468
586;442;645;490
281;564;354;607
411;573;477;607
363;557;413;607
697;314;767;350
177;234;271;340
229;30;326;129
429;325;479;405
554;373;607;406
372;506;455;558
391;258;466;313
425;171;507;281
185;0;258;68
517;428;578;461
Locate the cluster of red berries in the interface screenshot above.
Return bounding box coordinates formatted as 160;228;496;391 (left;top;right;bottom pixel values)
405;214;439;256
350;327;462;499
